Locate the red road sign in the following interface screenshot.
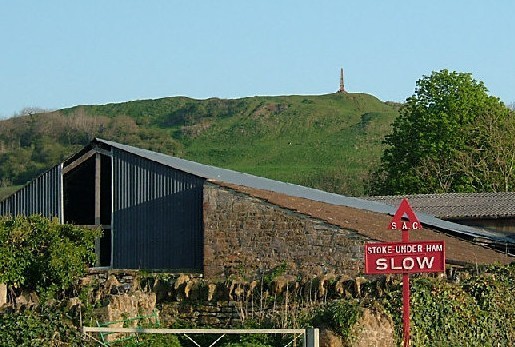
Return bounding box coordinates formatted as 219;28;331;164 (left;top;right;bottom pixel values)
365;240;445;274
388;198;422;230
367;198;446;347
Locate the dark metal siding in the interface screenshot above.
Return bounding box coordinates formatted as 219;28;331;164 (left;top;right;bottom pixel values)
112;148;204;270
0;165;62;219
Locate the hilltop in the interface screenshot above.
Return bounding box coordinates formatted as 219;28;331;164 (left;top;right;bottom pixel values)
0;93;399;197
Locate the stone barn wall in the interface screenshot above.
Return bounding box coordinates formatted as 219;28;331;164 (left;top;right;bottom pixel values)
203;183;369;279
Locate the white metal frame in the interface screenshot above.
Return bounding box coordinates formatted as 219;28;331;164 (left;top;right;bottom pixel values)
82;327;319;347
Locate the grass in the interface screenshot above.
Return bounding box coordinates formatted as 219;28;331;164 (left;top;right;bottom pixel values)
0;92;399;197
179;93;398;195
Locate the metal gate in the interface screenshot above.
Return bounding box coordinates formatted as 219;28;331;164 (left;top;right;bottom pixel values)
82;326;320;347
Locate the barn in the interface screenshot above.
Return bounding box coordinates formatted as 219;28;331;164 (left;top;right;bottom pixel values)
0;139;512;278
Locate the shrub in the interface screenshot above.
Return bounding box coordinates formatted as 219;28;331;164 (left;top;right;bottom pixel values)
0;215;101;296
311;299;361;341
0;307;93;346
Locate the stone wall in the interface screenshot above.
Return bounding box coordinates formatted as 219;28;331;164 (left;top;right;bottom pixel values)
348;308;396;347
318;308;395;347
80;271;396;345
0;283;6;308
203;184;369;279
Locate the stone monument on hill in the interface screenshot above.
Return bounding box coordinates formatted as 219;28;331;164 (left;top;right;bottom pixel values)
338;68;347;93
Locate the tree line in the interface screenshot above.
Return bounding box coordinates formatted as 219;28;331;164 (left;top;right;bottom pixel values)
0;109;181;187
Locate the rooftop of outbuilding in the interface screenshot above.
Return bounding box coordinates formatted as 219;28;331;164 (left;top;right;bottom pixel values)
363;193;515;219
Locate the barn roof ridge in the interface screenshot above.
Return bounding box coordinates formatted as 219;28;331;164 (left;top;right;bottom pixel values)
93;138;513;246
364;193;515;219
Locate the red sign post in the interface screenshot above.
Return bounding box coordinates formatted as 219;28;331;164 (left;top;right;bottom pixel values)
365;198;446;347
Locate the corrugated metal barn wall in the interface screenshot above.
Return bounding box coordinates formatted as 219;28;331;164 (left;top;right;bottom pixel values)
112;148;205;271
0;164;62;220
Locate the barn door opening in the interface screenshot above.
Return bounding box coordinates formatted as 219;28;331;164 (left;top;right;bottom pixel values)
63;151;112;267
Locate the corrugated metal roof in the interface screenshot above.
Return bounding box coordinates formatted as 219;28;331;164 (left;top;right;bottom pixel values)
364;193;515;219
94;138;513;245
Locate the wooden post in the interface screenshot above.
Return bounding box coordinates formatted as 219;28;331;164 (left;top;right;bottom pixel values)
305;328;319;347
402;227;410;347
94;152;101;267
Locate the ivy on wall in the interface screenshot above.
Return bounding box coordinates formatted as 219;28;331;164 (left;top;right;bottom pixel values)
379;265;515;346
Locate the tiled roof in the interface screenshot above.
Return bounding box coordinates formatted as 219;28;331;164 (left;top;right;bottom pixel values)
222;184;513;265
364;193;515;219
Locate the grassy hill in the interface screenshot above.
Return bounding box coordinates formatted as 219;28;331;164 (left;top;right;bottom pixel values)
0;93;399;196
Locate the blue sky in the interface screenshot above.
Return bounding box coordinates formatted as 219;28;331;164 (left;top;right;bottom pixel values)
1;1;514;118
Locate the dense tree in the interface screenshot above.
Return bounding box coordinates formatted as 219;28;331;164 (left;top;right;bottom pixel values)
369;69;514;195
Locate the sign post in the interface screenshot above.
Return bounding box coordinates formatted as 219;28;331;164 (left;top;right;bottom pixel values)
364;198;445;347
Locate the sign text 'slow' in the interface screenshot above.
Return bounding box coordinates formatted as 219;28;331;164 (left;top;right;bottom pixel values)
365;240;445;274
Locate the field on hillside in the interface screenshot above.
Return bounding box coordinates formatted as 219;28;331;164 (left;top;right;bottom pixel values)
0;93;399;196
